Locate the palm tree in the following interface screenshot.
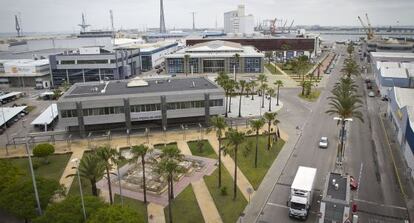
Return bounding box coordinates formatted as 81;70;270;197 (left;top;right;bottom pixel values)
250;81;257;100
156;158;184;223
326;78;364;161
111;150;126;206
303;80;313;96
159;146;184;199
265;51;273;65
237;80;247;117
227;80;237;114
264;112;278;150
292;55;310;95
233;53;240;81
66;153;105;196
245;82;252;98
316;61;323;80
96;145;118;205
249;118;265;168
260;83;268;109
207;116;227;188
267;88;276;112
130;144;152;203
225;129;246;200
347;42;355;55
341;58;360;78
184;54;190;76
216;73;230;117
274;80;284;106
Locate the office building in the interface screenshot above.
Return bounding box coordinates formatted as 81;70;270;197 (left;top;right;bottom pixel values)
0;59;51;88
165;40;264;74
224;5;254;35
57;76;225;136
49;46;140;85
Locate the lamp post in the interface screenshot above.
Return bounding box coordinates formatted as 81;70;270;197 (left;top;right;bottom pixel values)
333;117;353;163
25;137;42;215
2;106;10;153
71;158;87;221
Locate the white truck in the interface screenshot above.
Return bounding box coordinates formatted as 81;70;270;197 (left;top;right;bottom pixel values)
288;166;317;220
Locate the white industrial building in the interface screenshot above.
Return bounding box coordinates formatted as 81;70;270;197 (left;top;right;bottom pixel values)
224;5;255;35
0;59;51;88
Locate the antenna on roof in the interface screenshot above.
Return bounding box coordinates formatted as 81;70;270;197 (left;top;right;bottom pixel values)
78;13;90;32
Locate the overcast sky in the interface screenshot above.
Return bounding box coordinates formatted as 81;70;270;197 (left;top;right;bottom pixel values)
1;0;413;33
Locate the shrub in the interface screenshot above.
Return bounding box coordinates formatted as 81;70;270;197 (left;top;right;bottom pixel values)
33;143;55;164
220;186;228;196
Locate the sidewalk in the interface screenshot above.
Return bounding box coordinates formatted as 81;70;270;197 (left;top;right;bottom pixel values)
58;149;85;195
148;203;166;223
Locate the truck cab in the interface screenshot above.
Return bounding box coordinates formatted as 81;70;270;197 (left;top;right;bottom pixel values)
289;192;310;219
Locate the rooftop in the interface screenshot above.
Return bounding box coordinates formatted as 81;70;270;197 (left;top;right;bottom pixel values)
393;87;414;108
371;52;414;59
326;173;347;201
380;67;408;79
0;59;49;67
62;77;220;99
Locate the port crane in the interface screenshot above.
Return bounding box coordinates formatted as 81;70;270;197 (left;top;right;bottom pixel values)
358;13;375;40
287;20;294;33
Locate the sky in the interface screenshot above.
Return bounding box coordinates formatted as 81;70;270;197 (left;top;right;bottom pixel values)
0;0;413;33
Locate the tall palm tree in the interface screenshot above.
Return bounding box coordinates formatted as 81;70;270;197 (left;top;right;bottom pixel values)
96;145;118;205
249;118;265;168
207;116;227;188
274;80;284;106
260;83;268;109
66;153;105;196
341;58;360;78
257;74;267;105
216;73;230;117
245;82;252;98
237;80;247;117
264;112;278;150
326;78;364;161
316;61;323;80
159;146;184;199
184;54;190;76
225;129;246;200
156;158;184;223
233;53;240;81
227;80;238;114
130;144;152;203
265;51;273;65
267;88;276;112
347;42;355;55
292;56;310;95
250;81;257;100
111;150;126;206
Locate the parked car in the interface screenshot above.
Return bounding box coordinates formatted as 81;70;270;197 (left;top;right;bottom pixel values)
366;82;372;89
350;176;358;190
365;79;371;84
368;91;375;97
319;137;328;148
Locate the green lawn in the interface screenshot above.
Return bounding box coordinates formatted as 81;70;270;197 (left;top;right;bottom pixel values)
225;135;285;189
114;194;148;223
187;140;218;159
283;63;314;76
154;143;179;151
204;165;248;223
298;89;321;102
5;153;71;182
164;185;204;223
265;63;282;75
68;151;101;196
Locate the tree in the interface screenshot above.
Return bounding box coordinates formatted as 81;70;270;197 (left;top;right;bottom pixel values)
249;118;265;168
274;80;284;106
88;205;143;223
225;129;246;200
0;160;22;192
111;150;125;206
257;74;267;108
347;42;355;55
250;81;257;100
326;77;364;161
237;80;247;117
33;143;55;164
227;80;237;114
303;80;313;96
260;83;268;109
159;146;184;199
67;153;105;196
96;146;118;205
216;73;230;117
292;55;310;95
33;196;106;223
207;116;228;188
267;88;276;112
316;61;323;80
265;51;273;65
155;158;184;223
233;53;240;80
0;177;61;222
341;58;360;78
184;54;190;76
264;112;278;150
130;144;152;203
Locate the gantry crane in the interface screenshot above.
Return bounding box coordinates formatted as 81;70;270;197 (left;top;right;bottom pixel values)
358;13;375;40
288;20;295;33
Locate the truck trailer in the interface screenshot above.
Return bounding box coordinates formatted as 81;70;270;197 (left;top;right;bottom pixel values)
288;166;317;220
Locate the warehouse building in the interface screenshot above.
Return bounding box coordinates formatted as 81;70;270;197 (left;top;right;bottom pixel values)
165;40;264;74
0;59;51;88
57;76;225;136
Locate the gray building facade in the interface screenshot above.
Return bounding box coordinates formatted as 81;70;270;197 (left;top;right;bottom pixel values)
57;77;225;136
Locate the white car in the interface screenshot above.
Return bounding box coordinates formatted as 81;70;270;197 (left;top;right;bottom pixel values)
319;137;328;148
368;91;375;97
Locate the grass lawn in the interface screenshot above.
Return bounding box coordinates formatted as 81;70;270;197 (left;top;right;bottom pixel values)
283;63;314;76
68;151;101;196
187;140;218;159
5;153;71;182
204;165;248;223
154;142;178;151
298;89;321;102
164;185;204;223
225;135;285;190
264;63;282;75
114;194;148;223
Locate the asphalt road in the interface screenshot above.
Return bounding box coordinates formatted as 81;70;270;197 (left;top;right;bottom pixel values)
254;45;407;223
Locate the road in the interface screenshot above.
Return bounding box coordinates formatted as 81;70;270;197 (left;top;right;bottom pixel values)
248;45;407;223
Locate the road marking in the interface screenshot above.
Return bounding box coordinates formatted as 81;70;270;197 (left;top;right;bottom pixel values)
354;198;407;210
267;202;288;209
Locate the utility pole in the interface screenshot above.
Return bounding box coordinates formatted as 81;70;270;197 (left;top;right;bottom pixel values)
110;10;115;35
191;12;196;31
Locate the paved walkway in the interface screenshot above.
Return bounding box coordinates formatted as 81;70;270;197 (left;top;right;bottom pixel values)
266;64;299;88
148;203;166;223
58;149;85;195
191;180;222;223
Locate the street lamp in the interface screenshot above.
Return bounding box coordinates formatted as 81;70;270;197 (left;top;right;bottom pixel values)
333;117;353;163
25;137;42;215
71;158;87;221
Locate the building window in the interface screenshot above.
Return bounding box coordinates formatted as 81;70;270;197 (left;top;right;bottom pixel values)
209;99;223;107
130;104;161;113
244;57;261;73
203;60;225;73
168;58;184;73
189;58;199;73
60;60;75;64
77;60;109;64
229;58;240;72
167;100;206;110
81;106;124;117
61;109;78;118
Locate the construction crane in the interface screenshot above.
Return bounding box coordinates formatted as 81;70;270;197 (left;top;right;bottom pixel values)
15;15;21;37
78;13;90;32
358;13;375;40
270;18;277;35
281;20;288;33
288;20;295;33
